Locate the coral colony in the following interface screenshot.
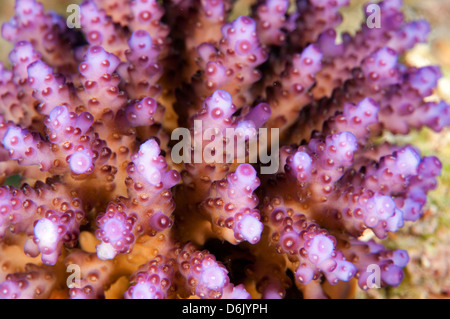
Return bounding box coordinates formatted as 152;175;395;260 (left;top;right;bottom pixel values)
0;0;448;299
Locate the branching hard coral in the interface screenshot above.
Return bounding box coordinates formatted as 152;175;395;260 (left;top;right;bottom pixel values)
0;0;448;300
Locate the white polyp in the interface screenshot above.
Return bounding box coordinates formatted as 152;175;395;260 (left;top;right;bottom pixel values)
103;218;125;241
202;266;226;289
69;150;92;174
135;139;163;185
238;214;263;244
235;164;257;185
96;242;117;260
34;218;59;251
307;234;334;265
131;282;155;299
235;121;257;139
